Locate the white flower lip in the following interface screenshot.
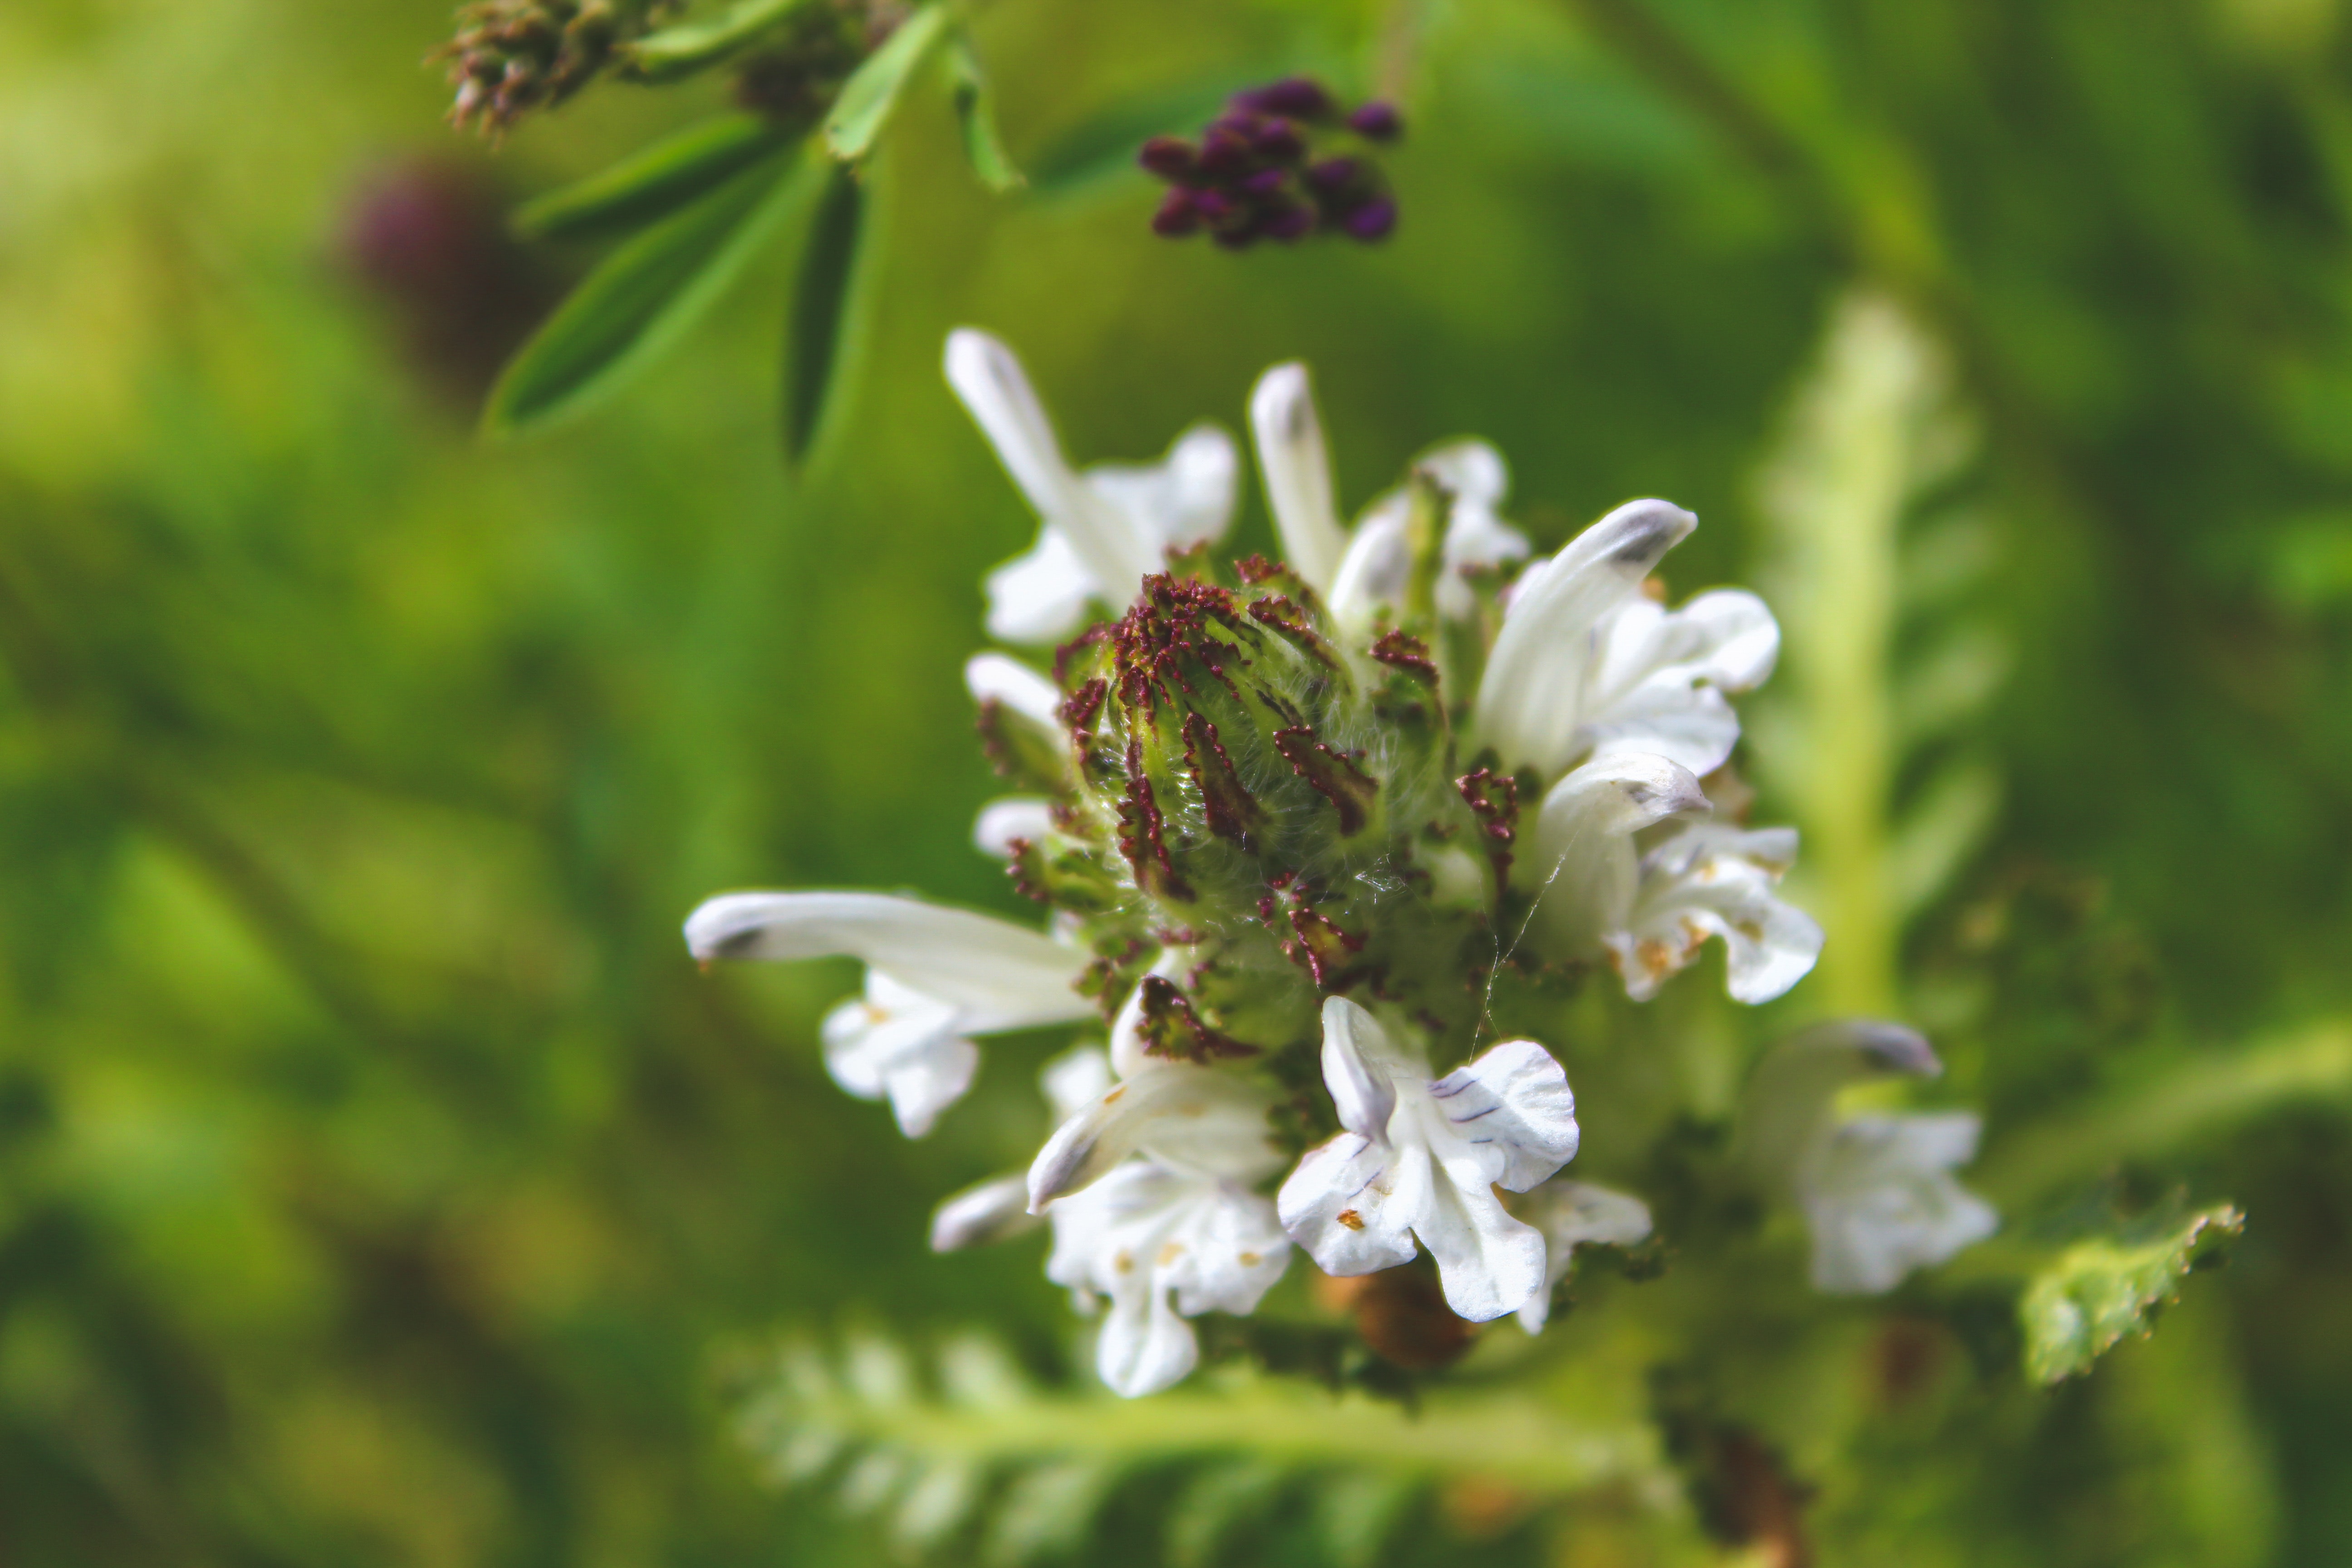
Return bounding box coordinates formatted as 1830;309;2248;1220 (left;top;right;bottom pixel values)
1045;1161;1291;1397
1278;999;1580;1323
1801;1112;1997;1294
1515;1180;1655;1333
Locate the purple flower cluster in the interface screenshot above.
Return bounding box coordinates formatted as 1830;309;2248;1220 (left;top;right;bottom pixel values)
1139;77;1401;250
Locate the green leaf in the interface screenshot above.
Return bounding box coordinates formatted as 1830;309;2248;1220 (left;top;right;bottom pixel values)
513;115;797;241
781;162;865;465
1022;76;1256;196
947;34;1024;192
821;4;951;162
483;151;803;437
623;0;828;79
2021;1203;2245;1384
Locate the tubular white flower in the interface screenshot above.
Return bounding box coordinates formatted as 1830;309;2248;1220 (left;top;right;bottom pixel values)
1474;500;1779;779
1608;823;1823;1004
684;892;1091;1135
1278;998;1580;1323
1030;1035;1290;1399
948;329;1235;642
1739;1021;1996;1294
1514;1181;1654;1333
929;1175;1039;1253
973;797;1054;858
1526;764;1820;1004
1250;371;1531;628
1800;1113;1997;1294
1044;1159;1292;1397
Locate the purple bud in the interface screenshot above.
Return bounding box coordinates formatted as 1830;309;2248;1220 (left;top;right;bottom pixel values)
1241;167;1289;198
1252;117;1304;161
1348;101;1402;141
1235;76;1333;120
1199;126;1254;177
1138;136;1197;180
1306;157;1360;192
1262;201;1314;242
1190;189;1236;223
1151;189;1201;237
1343;195;1398;240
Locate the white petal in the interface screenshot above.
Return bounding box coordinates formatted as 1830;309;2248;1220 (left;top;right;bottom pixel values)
1577;682;1742;777
930;1175;1042;1251
1084;423;1238;552
820;978;981;1137
1411;1155;1549;1322
984;530;1099;645
1277;1132;1426;1278
1803;1113;1997;1294
1516;1181;1652;1333
1248;363;1349;593
964;652;1065;730
1095;1273;1199;1398
1106;952;1184;1079
1427;1038;1580;1192
974;797;1055;858
1319;997;1398;1142
1164;1188;1291;1317
1040;1044;1114;1122
946;329;1158;602
1325;492;1413;631
1612;824;1823;1003
1028;1065;1277;1211
1528;755;1710;961
1424;441;1530;620
1475;499;1698;777
683;892;1088;1030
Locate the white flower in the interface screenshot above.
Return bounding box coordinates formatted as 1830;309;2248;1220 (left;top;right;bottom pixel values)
1248;364;1530;630
1473;498;1779;779
1026;1046;1290;1398
1514;1181;1654;1333
947;330;1236;644
1739;1021;1996;1294
1278;998;1581;1323
683;892;1091;1137
1525;756;1822;1004
964;651;1065;730
1800;1114;1997;1294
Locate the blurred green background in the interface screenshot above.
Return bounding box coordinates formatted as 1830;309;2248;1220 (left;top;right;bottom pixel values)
5;0;2352;1562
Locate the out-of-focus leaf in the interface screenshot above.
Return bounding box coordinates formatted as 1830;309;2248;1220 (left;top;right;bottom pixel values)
2021;1203;2245;1384
1022;76;1263;196
483;151;802;436
948;34;1024;192
623;0;828;78
1164;1461;1288;1568
782;162;864;466
821;5;951;163
513;115;798;241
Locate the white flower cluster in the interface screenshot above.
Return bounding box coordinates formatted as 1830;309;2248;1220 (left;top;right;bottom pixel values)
684;332;1991;1396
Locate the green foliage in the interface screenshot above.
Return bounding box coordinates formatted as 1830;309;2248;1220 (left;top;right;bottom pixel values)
822;5;952;164
2022;1204;2247;1385
484;146;807;432
784;161;867;465
732;1330;1661;1565
512;113;799;240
